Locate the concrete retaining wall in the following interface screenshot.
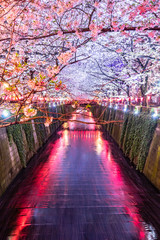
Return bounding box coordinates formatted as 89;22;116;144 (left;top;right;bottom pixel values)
143;122;160;189
0;104;72;196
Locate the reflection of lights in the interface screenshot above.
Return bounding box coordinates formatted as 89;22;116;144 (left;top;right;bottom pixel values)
100;138;147;239
64;130;69;145
142;223;157;239
2;109;10;118
95;132;103;155
108;150;112;162
9;209;32;239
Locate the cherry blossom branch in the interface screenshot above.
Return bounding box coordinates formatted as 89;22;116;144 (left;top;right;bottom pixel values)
1;26;160;42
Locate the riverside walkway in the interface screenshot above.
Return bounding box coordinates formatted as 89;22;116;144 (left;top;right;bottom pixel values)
0;109;160;240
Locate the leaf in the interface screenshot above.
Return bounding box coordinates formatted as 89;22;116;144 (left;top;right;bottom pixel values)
86;104;91;109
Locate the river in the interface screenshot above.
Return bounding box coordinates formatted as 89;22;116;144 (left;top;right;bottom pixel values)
0;108;159;240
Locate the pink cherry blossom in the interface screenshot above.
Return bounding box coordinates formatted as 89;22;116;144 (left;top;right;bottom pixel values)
116;49;123;53
58;52;73;65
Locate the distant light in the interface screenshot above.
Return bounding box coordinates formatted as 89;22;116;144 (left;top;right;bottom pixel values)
152;113;158;118
134;106;140;115
2;109;10;118
114;104;118;110
2;82;9;89
123;104;127;112
109;104;112;108
147;96;151;100
53;103;56;107
152;108;159;118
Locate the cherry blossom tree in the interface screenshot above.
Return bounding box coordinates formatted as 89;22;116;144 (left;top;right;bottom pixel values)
87;34;159;100
0;0;159;126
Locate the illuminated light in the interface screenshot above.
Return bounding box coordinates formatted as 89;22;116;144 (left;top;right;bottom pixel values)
53;102;56;107
152;108;159;118
152;113;158;118
2;82;9;89
131;97;133;101
109;103;112;108
63;122;69;129
141;97;143;101
135;98;138;102
147;96;151;100
134;106;140;115
2;109;10;118
123;104;127;112
114;104;118;110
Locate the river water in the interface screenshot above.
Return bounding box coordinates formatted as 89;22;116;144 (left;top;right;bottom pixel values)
0;108;159;240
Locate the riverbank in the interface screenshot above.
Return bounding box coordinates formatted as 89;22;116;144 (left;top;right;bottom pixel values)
91;105;160;190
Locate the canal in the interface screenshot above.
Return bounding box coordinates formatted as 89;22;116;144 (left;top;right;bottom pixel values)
0;109;160;239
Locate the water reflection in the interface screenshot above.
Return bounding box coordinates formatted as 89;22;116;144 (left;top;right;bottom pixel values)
1;108;158;239
67;108;97;131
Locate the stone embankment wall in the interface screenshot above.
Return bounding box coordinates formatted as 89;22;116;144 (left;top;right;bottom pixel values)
0;105;72;197
91;105;160;190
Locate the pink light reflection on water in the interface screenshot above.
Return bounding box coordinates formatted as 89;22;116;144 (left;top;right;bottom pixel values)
8;130;69;239
68;109;96;130
96;131;146;239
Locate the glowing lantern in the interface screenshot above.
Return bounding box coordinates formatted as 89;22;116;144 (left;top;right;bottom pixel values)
2;109;10;118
